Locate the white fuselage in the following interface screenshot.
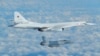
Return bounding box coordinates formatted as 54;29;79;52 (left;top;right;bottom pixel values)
14;21;85;28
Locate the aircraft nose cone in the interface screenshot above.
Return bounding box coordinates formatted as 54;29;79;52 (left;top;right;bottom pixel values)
86;23;96;25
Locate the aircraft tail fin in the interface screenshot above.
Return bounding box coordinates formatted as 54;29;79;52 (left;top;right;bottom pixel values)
14;11;28;24
42;36;46;42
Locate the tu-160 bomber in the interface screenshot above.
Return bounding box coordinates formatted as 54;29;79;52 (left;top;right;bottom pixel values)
40;36;71;47
9;12;95;32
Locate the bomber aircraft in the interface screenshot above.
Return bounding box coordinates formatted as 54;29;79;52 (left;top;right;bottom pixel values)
9;12;95;32
40;36;72;47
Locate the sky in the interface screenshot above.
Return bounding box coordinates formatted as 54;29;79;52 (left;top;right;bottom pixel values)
0;0;100;56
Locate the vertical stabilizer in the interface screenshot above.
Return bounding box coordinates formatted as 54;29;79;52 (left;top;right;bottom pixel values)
42;36;46;42
14;11;28;24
